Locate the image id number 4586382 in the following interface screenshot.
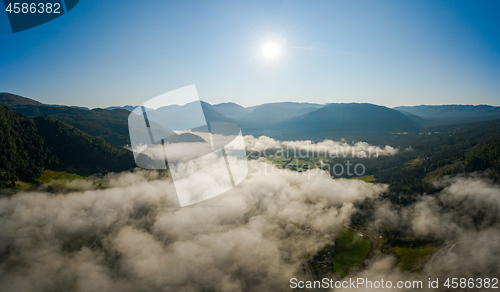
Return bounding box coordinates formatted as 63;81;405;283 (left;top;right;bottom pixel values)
5;2;61;13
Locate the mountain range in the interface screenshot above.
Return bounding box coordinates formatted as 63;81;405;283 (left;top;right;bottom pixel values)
3;91;500;183
2;92;500;144
395;104;500;118
395;104;500;126
273;103;421;141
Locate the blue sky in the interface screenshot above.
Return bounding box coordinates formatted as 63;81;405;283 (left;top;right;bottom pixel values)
1;0;499;108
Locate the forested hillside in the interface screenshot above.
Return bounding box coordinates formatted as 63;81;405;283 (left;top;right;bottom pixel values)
34;116;136;174
0;106;136;186
0;106;49;183
465;138;500;172
11;105;131;146
0;93;131;146
0;92;43;107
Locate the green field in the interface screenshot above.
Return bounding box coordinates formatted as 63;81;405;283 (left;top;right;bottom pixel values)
266;156;328;171
351;175;376;182
331;228;371;277
392;246;437;272
422;161;465;182
266;157;289;167
6;170;87;194
38;170;85;183
13;181;34;192
406;157;423;166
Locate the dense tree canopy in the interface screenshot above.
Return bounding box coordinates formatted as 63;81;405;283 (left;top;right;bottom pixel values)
0;106;136;185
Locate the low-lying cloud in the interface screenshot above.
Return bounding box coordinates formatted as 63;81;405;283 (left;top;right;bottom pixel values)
0;161;386;292
2;163;500;291
244;135;399;158
371;174;500;283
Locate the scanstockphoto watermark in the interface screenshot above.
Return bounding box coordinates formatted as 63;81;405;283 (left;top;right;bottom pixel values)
290;277;425;290
127;85;249;207
246;143;382;178
247;141;383;160
127;85;378;206
248;159;366;178
290;277;500;290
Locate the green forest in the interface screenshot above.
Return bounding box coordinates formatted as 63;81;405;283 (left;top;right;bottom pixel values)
0;106;135;187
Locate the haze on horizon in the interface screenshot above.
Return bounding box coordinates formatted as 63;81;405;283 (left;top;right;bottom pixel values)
1;0;499;108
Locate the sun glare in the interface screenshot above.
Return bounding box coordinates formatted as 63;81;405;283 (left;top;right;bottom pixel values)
262;43;280;59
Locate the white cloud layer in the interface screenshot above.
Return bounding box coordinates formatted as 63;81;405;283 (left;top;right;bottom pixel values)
244;136;399;157
2;164;500;291
0;162;386;292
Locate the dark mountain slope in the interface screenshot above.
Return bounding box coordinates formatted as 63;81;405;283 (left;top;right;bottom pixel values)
0;92;43;107
211;102;254;119
0;106;48;183
465;138;500;172
34;117;135;174
235;102;324;126
0;93;132;146
201;101;235;123
143;101;234;133
294;103;419;130
0;93;236;146
395;105;500;127
5;105;131;146
245;103;421;141
0;106;136;184
394;105;500;118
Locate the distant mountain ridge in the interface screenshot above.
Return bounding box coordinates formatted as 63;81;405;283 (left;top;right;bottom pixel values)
4;92;500;146
394;104;500;127
105;105;137;112
211;102;255;119
394;104;500;118
259;103;421;141
47;104;90;110
233;102;324;127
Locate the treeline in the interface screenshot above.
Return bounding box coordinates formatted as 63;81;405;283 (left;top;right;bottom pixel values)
321;118;500;206
34;116;136;173
465;138;500;172
11;105;131;146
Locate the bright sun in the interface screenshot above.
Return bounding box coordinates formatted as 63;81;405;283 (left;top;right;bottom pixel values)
262;43;280;59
